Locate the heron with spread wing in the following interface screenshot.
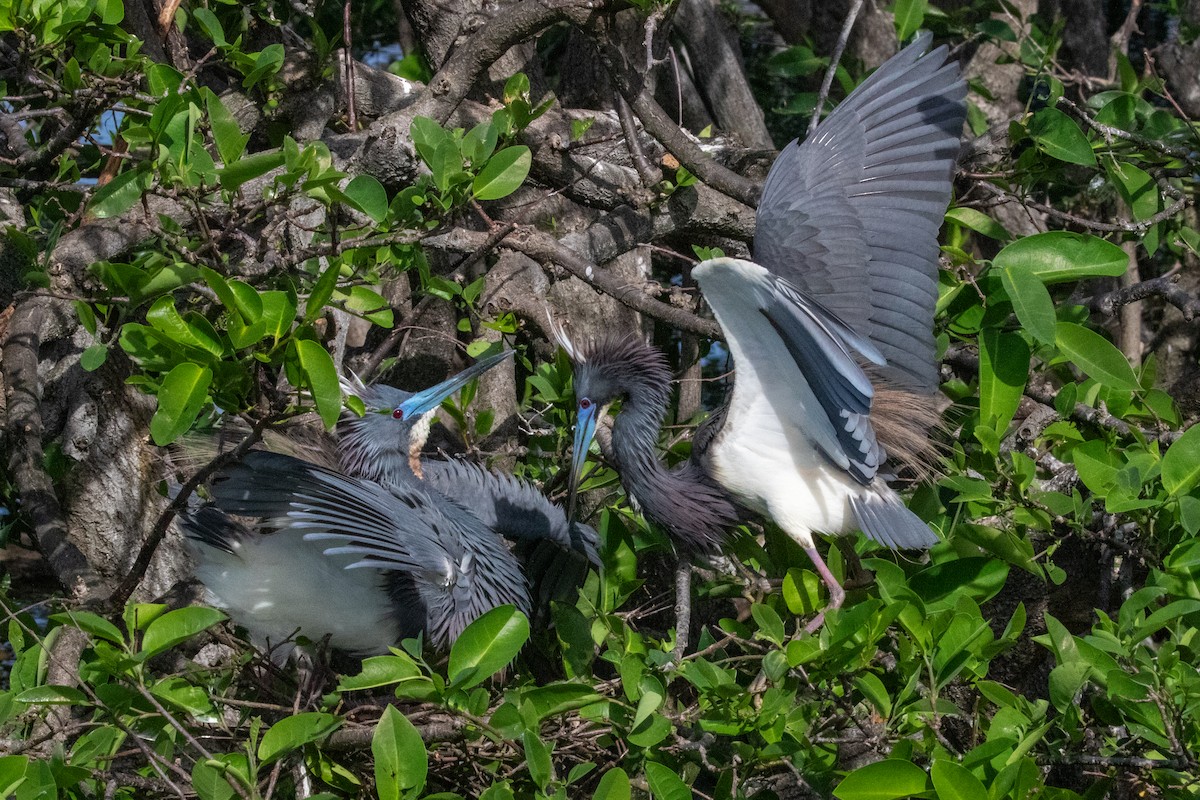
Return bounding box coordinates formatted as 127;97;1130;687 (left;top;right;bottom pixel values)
560;35;966;652
185;353;596;657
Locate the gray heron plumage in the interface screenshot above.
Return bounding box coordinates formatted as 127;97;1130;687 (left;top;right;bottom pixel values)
561;35;966;640
184;352;596;657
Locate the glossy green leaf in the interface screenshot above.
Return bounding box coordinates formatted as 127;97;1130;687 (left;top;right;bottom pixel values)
14;686;89;706
461;121;499;165
343;174;388;223
1162;423;1200;496
993;232;1127;284
147;297;224;356
191;761;236;800
258;713;341;763
50;610;124;645
150;362;213;446
946;207;1010;240
522;732;553;789
978;329;1029;433
338;654;423;691
1107;160;1160;221
139;606;226;659
751;603;785;644
999;266;1055;345
1027;106;1096;165
1054;322;1140;391
410;116;453;169
592;768;631;800
931;760;987;800
473;146;531;200
217;149;285;191
205;91;248;165
373;706;427;800
258;290;295;341
0;755;29;799
90;169;146;218
833;760;929;799
644;762;691;800
519;683;604;723
893;0;928;42
447;605;529;688
305;263;341;321
294;339;342;429
80;344;108;372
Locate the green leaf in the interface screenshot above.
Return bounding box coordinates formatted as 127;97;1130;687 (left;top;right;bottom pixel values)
978;329;1029;434
893;0;928;41
999;266;1055;345
644;762;691;800
90;169;146;218
259;290;297;342
461;122;499;165
1027;106;1096;165
217;149;285;191
205;91;249;165
945;207;1010;240
293;339;342;429
305;263;341;321
147;297;224;356
343;175;388;223
1054;322;1140;391
192;7;226;46
1162;424;1200;496
373;706;427;800
473;146;531;200
592;768;631;800
80;344;108;372
833;760;929;799
1107;160;1161;221
993;232;1127;284
751;603;785;644
0;755;29;799
258;713;341;763
410;116;452;169
930;760;988;800
447;605;529;688
339;653;424;691
14;686;89;706
50;611;124;644
150;362;213;446
191;761;236;800
139;607;226;659
522;732;553;789
518;683;603;723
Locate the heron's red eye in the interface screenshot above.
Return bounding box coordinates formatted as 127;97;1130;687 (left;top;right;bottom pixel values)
392;408;405;420
579;397;592;410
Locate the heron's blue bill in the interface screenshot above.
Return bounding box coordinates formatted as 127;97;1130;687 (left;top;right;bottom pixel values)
394;350;513;419
566;400;599;523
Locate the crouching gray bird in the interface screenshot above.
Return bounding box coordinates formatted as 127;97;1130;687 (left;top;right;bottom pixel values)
561;34;966;645
184;352;597;657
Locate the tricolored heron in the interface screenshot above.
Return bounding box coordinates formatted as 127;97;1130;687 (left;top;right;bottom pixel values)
185;353;596;656
561;35;965;650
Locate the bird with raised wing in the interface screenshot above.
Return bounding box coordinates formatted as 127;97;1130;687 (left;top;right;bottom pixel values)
560;34;966;646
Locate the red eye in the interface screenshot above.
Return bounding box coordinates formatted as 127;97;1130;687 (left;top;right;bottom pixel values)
392;408;405;420
579;398;592;410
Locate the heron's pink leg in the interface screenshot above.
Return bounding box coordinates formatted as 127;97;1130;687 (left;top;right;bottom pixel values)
802;544;845;633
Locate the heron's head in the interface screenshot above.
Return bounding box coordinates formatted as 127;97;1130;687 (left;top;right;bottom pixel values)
337;350;512;481
550;326;672;522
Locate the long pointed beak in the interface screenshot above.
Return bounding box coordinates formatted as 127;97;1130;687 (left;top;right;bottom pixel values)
566;402;599;523
397;350;514;419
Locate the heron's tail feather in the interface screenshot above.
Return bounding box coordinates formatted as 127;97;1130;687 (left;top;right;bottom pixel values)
849;490;938;550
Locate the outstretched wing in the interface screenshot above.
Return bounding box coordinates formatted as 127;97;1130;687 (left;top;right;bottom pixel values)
754;33;966;392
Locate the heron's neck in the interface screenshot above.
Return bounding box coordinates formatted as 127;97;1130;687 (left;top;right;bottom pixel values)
610;387;735;553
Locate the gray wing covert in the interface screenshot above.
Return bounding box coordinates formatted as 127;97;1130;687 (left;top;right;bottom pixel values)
754;33;967;392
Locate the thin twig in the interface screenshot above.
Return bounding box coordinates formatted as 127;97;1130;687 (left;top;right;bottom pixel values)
809;0;864;135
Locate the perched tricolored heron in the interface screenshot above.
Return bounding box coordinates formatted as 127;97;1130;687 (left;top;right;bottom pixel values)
560;35;966;650
185;353;596;657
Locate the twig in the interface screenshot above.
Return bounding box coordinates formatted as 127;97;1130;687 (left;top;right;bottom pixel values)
615;94;661;189
809;0;864;135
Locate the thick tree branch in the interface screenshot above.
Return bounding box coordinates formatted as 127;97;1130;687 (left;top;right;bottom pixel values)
408;0;614;124
2;297;101;601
